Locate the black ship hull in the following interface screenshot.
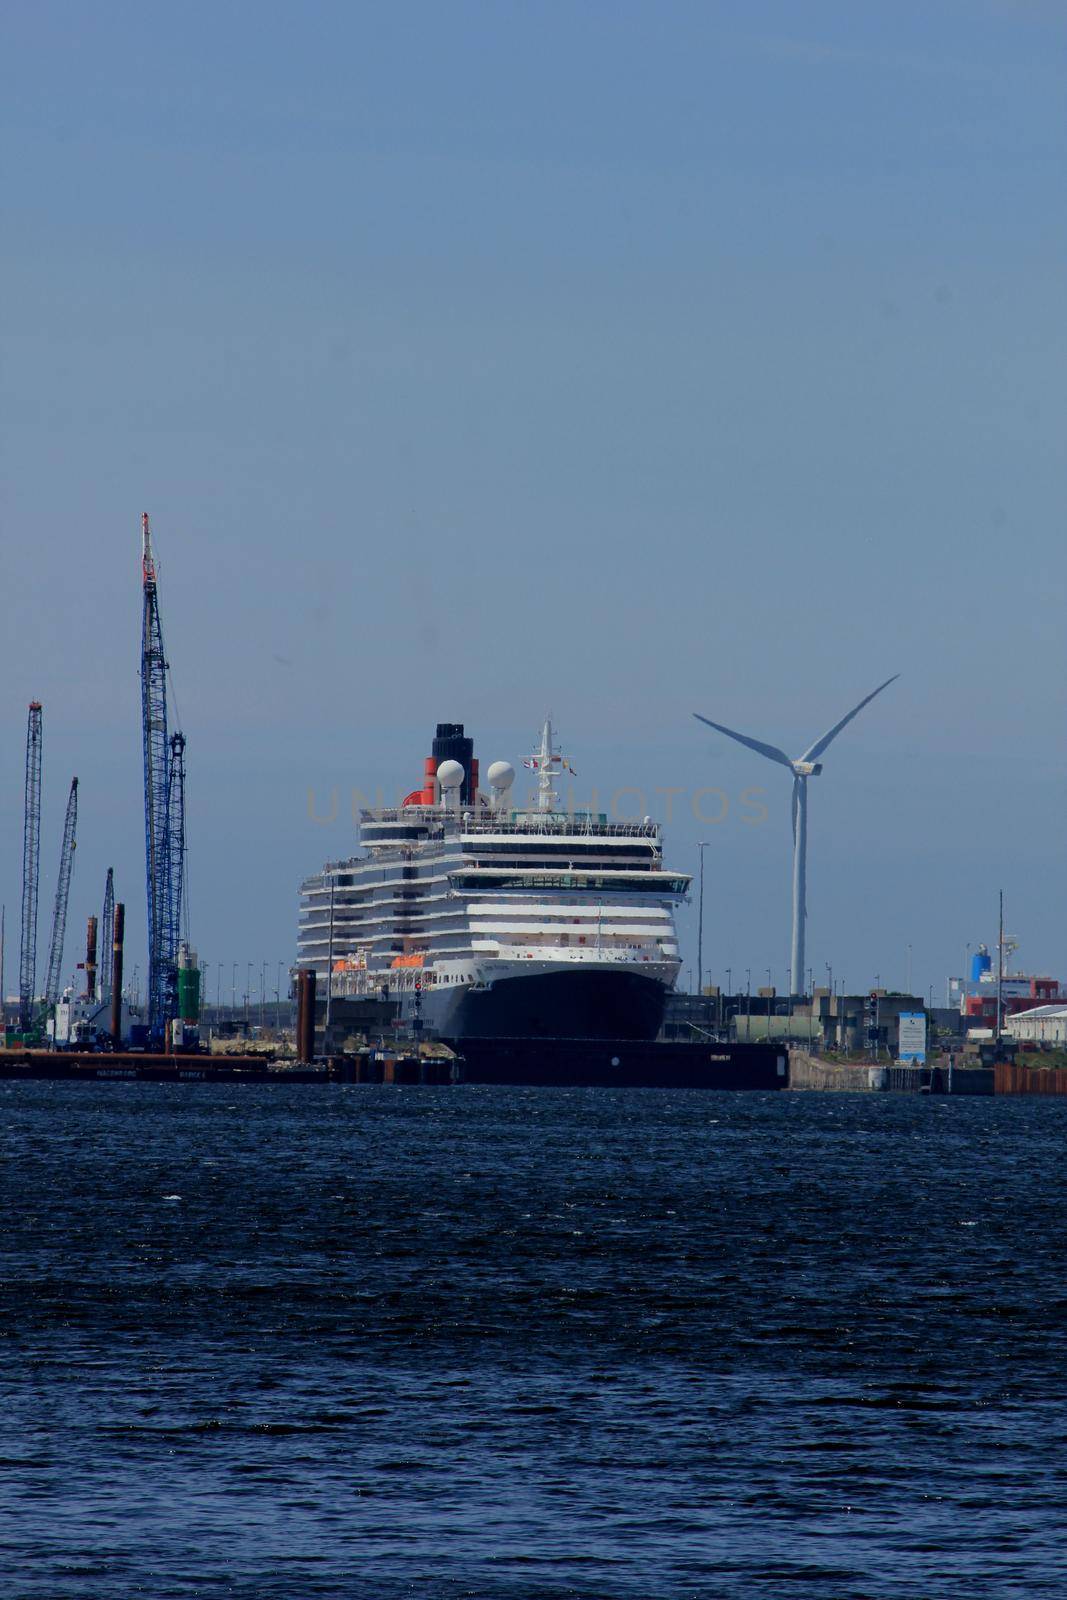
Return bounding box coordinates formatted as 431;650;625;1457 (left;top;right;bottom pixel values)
416;967;669;1042
455;1037;788;1089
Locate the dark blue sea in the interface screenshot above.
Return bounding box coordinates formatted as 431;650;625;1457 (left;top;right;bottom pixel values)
2;1085;1065;1599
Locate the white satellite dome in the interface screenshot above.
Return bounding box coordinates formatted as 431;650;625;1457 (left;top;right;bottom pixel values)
486;760;516;791
436;759;465;791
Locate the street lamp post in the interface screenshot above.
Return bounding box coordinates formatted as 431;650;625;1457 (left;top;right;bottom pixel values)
696;841;707;998
326;877;336;1034
996;890;1005;1043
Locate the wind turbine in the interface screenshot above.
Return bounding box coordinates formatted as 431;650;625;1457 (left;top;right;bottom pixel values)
694;675;898;994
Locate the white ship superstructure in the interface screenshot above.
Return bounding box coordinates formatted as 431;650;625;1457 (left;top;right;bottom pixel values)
297;721;689;1040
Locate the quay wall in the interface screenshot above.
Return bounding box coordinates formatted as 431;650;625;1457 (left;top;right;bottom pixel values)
789;1053;885;1092
995;1062;1067;1096
789;1052;993;1095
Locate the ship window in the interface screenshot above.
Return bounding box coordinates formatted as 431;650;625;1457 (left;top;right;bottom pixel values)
450;870;686;895
464;840;654;859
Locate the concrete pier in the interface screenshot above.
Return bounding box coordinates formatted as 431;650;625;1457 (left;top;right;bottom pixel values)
789;1051;993;1094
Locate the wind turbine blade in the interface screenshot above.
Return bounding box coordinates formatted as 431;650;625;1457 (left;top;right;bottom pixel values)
800;674;899;765
791;776;799;843
693;713;793;769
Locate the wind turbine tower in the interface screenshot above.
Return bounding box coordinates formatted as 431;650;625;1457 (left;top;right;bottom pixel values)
694;676;898;993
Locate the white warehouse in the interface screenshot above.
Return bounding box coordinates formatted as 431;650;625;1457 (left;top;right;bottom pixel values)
1004;1005;1067;1047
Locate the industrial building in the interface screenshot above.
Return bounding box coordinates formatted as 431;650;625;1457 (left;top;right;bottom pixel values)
661;988;931;1058
951;941;1064;1030
1004;1005;1067;1048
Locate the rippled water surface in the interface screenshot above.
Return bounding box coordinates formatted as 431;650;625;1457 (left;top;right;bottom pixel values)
2;1083;1066;1598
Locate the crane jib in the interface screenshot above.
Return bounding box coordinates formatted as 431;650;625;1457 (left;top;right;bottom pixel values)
140;513;184;1047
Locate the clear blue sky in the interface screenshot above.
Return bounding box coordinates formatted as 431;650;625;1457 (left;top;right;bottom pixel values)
2;0;1064;1001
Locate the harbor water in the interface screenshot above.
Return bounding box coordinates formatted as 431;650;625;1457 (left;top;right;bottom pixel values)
2;1084;1065;1598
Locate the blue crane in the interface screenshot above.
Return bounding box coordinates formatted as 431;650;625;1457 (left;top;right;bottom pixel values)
167;732;187;963
18;702;43;1034
43;776;79;1008
140;513;182;1046
100;867;114;1000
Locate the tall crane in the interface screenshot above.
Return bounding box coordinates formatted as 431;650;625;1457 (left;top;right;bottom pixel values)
43;777;79;1008
141;513;181;1045
18;702;43;1034
100;867;115;1000
167;732;187;962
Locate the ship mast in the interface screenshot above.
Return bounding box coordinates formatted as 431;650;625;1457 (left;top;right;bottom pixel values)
537;719;557;812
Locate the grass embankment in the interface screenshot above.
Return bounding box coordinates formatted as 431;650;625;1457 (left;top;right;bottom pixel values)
1015;1047;1067;1071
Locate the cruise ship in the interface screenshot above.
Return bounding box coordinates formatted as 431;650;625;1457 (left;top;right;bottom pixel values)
296;722;689;1040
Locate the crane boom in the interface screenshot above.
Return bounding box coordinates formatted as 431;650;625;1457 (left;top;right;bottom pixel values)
100;867;115;1000
141;513;179;1043
167;732;187;963
18;702;43;1033
44;777;79;1007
